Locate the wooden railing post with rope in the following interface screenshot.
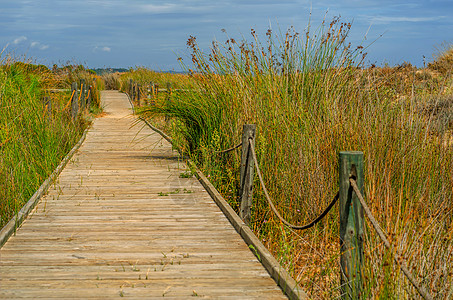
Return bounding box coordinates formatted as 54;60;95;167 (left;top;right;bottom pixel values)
145;82;150;105
148;82;154;106
132;81;136;103
121;82;436;299
154;83;159;99
138;83;142;107
45;81;94;121
239;124;256;225
128;80;178;107
166;82;172;100
43;96;51;121
133;82;136;103
87;85;92;109
339;151;364;299
80;79;86;110
227;124;433;300
70;82;78;119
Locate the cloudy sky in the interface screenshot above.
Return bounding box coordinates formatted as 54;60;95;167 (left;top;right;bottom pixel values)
1;0;451;70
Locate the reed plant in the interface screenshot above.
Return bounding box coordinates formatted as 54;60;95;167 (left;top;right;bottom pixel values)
0;57;101;228
119;68;196;91
126;19;452;299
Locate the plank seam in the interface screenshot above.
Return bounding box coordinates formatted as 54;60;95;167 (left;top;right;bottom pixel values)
127;92;308;300
0;128;89;248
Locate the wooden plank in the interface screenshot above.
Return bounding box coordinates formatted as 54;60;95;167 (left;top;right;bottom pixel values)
0;91;288;299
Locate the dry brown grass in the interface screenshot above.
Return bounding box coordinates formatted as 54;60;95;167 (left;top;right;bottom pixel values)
121;24;453;299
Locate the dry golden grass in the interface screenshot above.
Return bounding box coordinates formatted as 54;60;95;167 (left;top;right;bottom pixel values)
121;24;453;299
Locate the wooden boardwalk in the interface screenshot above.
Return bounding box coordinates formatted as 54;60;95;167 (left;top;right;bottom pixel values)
0;91;287;299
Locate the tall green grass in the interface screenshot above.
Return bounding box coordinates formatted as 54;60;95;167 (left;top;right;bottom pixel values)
0;58;101;228
126;19;452;299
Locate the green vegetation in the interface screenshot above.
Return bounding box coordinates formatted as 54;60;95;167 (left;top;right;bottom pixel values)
0;57;102;228
179;170;193;178
119;18;452;299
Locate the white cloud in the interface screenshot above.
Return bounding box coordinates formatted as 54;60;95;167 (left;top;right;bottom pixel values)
370;16;444;24
93;46;111;52
140;4;177;14
30;41;50;50
13;36;27;45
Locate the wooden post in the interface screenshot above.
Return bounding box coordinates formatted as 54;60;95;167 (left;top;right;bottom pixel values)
137;84;141;107
147;82;152;105
71;82;78;119
80;79;86;110
239;124;256;225
87;86;92;109
154;83;159;98
43;96;51;121
129;79;133;98
339;151;364;299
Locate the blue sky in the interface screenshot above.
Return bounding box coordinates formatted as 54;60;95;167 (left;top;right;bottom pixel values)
1;0;451;70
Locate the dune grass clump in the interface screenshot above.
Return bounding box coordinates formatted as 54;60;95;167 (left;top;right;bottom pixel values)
127;18;452;299
120;68;196;91
428;43;453;75
0;58;101;228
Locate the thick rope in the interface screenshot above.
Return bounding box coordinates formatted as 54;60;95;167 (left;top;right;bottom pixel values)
78;83;83;102
249;140;338;230
349;178;434;300
217;142;242;154
85;88;91;101
64;90;76;111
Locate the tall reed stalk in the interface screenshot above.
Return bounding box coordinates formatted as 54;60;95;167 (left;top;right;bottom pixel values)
130;18;452;299
0;58;101;228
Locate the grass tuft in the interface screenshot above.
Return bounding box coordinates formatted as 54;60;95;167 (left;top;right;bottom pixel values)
120;19;452;299
0;56;102;228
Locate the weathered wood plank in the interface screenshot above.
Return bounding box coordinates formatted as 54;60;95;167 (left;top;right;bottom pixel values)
0;91;288;299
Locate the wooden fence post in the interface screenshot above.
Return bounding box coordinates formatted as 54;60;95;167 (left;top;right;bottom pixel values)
80;79;86;110
87;86;92;109
71;82;78;119
339;151;364;299
166;82;172;95
145;83;150;105
239;124;256;225
137;84;141;107
154;83;159;99
129;79;133;98
43;96;51;121
147;82;153;105
149;82;155;106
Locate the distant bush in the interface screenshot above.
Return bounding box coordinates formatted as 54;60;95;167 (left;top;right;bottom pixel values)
428;43;453;74
102;73;120;90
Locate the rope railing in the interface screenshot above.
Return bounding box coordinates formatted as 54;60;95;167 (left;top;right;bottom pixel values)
44;81;93;121
128;80;174;107
126;89;436;299
215;124;434;299
220;124;339;231
216;142;242;154
249;140;339;230
350;178;434;300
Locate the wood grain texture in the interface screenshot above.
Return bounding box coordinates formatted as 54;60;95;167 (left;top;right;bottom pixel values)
0;91;287;299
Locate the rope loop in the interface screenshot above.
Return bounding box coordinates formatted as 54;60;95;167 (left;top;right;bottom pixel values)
248;138;338;230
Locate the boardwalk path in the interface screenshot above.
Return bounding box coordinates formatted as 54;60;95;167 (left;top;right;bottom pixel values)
0;91;287;299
